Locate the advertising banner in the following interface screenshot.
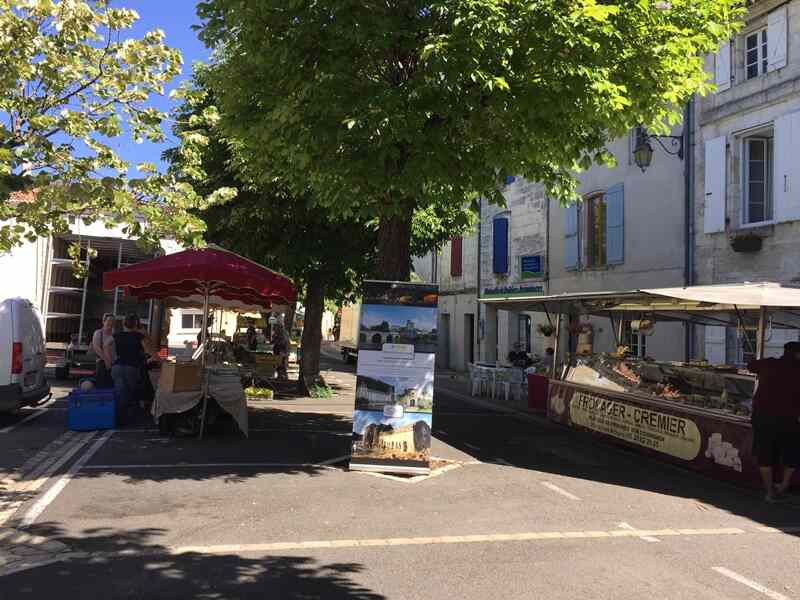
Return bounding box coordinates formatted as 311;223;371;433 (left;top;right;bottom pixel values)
350;281;438;475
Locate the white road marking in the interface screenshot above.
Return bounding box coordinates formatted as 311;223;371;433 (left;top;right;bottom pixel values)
436;430;448;436
463;442;481;451
0;399;55;433
81;461;342;470
0;431;95;526
168;527;746;555
712;567;791;600
493;458;513;466
317;454;351;466
540;481;581;501
618;522;660;543
21;430;114;527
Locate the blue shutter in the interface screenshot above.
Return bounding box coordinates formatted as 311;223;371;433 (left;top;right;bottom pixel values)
564;204;579;271
493;217;509;274
605;183;625;265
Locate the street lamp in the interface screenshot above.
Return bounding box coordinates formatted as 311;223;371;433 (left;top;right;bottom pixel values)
633;126;684;172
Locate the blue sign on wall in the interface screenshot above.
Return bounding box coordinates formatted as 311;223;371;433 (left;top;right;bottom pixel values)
520;255;543;279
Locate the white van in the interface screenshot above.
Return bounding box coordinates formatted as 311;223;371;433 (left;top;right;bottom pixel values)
0;298;50;412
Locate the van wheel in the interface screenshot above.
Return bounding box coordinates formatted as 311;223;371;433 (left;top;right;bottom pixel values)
55;366;69;380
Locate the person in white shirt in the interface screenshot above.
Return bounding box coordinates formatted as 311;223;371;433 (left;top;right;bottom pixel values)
91;313;115;387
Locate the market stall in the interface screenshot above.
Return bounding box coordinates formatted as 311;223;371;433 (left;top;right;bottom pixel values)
103;245;296;437
481;282;800;488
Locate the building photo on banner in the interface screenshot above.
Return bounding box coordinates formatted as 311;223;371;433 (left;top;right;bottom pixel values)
350;281;439;475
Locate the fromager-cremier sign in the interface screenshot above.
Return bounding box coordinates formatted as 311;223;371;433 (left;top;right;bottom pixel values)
569;391;702;461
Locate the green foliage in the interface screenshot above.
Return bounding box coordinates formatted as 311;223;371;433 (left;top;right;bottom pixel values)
244;386;274;399
0;0;234;254
197;0;742;224
308;384;334;399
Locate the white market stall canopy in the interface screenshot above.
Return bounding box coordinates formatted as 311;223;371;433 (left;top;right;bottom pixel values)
480;282;800;329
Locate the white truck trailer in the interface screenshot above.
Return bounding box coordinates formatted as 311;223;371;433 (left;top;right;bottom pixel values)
0;217;161;378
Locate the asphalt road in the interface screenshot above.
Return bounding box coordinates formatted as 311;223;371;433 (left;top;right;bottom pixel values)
1;351;799;599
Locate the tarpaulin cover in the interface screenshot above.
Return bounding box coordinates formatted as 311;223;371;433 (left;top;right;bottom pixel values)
103;246;296;311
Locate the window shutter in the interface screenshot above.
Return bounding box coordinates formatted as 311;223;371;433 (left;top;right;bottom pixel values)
703;136;727;233
492;218;509;274
450;236;463;277
768;5;788;72
564;204;579;271
705;326;727;364
605;183;624;265
714;41;731;92
774;111;800;223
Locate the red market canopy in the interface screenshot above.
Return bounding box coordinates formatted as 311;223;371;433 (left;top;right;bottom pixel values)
103;246;296;312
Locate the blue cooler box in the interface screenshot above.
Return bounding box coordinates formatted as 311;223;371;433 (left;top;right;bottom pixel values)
67;388;117;431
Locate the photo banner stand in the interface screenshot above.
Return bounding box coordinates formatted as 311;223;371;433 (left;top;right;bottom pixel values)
349;281;439;475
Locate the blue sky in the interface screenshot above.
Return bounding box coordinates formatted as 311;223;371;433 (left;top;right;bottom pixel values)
115;1;210;173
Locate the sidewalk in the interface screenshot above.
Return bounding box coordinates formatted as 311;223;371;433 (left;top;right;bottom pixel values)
434;369;548;426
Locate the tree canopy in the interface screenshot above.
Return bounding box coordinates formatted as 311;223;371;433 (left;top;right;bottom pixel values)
197;0;743;278
0;0;232;254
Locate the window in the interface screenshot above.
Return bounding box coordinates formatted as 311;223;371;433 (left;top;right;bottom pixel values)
624;323;647;358
745;29;768;80
180;311;204;330
450;237;463;277
493;217;509;274
584;194;607;268
743;135;773;224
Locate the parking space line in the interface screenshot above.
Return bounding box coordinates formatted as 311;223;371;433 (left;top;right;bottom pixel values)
618;522;660;543
540;481;581;501
81;461;342;470
21;430;114;527
168;526;747;555
712;567;790;600
0;399;55;434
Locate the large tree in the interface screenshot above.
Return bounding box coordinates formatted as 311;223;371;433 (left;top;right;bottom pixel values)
196;0;742;280
0;0;231;255
169;73;474;391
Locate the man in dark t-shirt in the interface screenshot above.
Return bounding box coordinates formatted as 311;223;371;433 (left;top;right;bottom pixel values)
748;341;800;502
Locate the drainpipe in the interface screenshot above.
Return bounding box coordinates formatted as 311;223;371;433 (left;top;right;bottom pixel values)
476;199;482;362
683;96;696;361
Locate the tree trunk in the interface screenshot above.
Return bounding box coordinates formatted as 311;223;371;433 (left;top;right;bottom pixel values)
298;272;326;395
376;213;412;281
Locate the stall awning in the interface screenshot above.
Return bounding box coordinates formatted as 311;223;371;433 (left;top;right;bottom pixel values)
103;245;296;312
479;282;800;328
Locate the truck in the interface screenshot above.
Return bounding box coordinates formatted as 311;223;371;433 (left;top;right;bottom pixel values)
338;303;361;364
0;216;163;379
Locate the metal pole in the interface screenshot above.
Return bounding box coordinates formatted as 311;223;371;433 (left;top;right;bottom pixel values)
197;285;211;440
77;241;91;345
550;312;562;379
756;306;767;360
113;241;122;316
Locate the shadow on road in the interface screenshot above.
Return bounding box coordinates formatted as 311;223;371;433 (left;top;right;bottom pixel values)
5;523;383;599
433;385;800;535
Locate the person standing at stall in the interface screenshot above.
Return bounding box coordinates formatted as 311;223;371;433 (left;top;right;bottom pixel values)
271;321;289;380
748;341;800;502
106;313;150;425
91;313;115;388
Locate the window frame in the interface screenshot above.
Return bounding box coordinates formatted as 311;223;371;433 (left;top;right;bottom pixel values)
623;322;647;358
583;193;607;269
745;27;768;81
180;310;204;331
741;132;774;226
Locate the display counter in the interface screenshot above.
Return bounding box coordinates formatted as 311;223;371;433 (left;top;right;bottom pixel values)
546;355;788;489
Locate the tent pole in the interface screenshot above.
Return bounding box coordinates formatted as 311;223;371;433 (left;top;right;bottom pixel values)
198;285;210;439
756;306;767;360
551;312;562;379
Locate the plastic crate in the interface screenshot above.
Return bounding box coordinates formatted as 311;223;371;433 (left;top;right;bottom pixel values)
67;388;117;431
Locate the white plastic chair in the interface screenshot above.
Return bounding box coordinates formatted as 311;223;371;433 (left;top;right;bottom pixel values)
478;366;492;397
467;363;482;396
494;368;511;401
509;368;526;402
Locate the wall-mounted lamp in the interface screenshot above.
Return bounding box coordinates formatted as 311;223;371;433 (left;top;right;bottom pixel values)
633;126;684;172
